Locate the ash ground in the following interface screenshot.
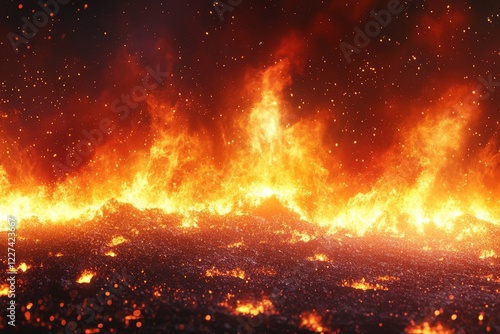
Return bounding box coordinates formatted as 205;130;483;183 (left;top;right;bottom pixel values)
1;200;499;333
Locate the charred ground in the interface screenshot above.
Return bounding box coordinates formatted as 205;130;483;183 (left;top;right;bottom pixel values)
1;200;499;333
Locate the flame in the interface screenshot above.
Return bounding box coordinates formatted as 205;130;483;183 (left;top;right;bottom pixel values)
0;36;498;240
405;321;454;334
342;278;388;291
109;236;127;246
77;270;95;284
105;250;117;257
299;311;328;333
377;275;400;282
205;267;246;280
0;284;9;296
234;298;275;316
479;250;496;259
308;253;330;262
219;294;275;316
227;241;244;248
17;262;30;272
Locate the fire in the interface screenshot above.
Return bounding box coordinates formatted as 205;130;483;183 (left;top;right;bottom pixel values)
17;262;30;272
234;298;275;316
377;275;400;282
77;270;95;284
205;267;246;280
0;36;498;240
109;236;127;246
308;253;330;262
0;284;9;296
105;250;117;257
227;241;243;248
219;293;275;316
299;311;328;333
342;278;388;291
479;250;496;259
405;321;454;334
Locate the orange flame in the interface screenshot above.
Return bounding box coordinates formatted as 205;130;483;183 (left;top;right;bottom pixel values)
405;321;454;334
0;36;498;241
234;298;275;316
0;284;9;296
342;278;388;291
300;311;328;333
205;267;246;280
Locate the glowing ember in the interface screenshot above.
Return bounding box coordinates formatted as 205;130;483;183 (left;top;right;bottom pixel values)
342;278;389;291
17;262;30;272
308;253;330;262
405;321;454;334
290;231;314;243
300;311;329;333
479;250;497;259
109;236;128;246
234;298;275;316
0;284;9;296
205;267;246;280
105;250;117;257
227;241;244;248
377;275;400;282
77;270;95;284
125;309;142;324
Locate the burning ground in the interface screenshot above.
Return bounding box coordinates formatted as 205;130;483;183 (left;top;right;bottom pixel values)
1;1;499;333
1;200;499;333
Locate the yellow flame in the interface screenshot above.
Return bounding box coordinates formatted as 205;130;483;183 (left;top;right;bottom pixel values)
308;253;329;262
342;278;388;291
300;311;328;333
234;298;275;316
17;262;30;272
0;39;498;241
405;321;454;334
105;250;117;257
0;284;9;296
77;270;95;284
205;267;245;280
109;236;127;246
479;250;496;259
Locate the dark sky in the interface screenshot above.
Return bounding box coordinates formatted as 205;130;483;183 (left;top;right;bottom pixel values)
0;0;498;189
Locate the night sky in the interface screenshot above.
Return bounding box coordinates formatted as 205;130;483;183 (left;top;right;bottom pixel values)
0;0;498;191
